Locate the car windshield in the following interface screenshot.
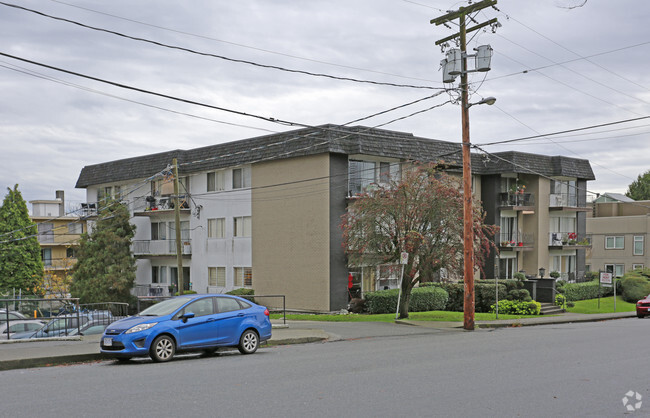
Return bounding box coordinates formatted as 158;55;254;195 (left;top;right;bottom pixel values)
139;297;193;316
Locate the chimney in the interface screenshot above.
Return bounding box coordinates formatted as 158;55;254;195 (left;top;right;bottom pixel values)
56;190;65;216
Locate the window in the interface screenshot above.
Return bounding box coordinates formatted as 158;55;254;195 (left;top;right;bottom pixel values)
550;179;577;207
151;222;167;241
114;185;122;199
41;248;52;266
66;247;77;258
207;218;226;238
98;186;112;203
152;176;188;196
634;236;644;255
349;160;376;195
208;267;226;287
234;216;252;237
151;266;167;284
68;222;83;235
232;167;251;189
605;264;625;277
605;236;624;249
207;171;225;192
184;298;215;318
633;264;644;270
38;223;54;243
217;297;242;313
234;267;253;287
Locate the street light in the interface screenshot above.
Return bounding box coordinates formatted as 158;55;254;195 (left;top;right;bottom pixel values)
468;96;496;107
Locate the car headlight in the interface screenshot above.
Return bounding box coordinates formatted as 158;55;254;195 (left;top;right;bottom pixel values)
125;322;158;334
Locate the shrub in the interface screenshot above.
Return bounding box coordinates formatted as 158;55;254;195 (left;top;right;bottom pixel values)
434;281;526;313
227;288;254;296
555;293;566;307
364;287;448;314
175;290;197;296
562;281;613;301
620;272;650;303
549;271;560;279
491;299;541;315
513;272;526;281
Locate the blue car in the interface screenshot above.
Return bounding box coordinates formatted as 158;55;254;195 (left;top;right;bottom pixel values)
100;294;272;362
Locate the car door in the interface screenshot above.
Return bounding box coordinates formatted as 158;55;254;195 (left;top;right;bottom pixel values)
214;297;248;345
175;297;219;348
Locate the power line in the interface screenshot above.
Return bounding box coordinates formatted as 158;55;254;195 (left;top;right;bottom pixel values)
47;0;439;85
0;51;303;128
474;115;650;147
0;61;281;135
1;2;440;91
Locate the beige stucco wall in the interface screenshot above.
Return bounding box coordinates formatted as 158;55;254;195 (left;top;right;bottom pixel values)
251;154;332;311
587;215;650;272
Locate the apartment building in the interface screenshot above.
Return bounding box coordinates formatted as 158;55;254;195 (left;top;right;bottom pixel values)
29;191;85;297
587;199;650;277
75;125;594;311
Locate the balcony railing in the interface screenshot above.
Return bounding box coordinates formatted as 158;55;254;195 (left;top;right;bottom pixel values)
549;193;578;208
133;195;190;214
498;232;535;248
132;240;191;256
498;192;535;208
548;233;591;247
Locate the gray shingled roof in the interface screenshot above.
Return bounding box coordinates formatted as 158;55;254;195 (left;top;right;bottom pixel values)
75;124;595;188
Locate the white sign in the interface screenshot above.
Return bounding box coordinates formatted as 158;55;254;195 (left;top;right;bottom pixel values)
600;272;613;287
400;252;409;265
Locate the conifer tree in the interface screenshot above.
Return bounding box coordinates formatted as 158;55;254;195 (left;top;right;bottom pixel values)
71;200;136;304
0;185;44;294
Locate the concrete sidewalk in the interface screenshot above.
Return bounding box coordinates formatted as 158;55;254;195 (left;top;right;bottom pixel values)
0;312;636;371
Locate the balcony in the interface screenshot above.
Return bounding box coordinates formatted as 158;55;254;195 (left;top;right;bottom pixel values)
498;232;535;251
548;232;591;248
132;240;192;257
133;195;190;216
549;193;589;211
498;192;535;212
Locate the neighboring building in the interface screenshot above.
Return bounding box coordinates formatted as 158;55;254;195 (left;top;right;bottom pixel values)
30;191;86;297
587;199;650;277
75;125;594;311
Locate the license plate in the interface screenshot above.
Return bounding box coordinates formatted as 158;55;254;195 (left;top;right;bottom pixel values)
103;337;113;346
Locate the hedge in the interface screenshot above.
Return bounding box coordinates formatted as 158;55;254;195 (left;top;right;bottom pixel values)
559;280;614;302
364;286;449;314
432;280;530;313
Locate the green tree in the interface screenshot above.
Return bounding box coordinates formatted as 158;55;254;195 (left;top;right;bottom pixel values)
71;200;136;304
626;169;650;200
0;185;44;295
341;163;498;319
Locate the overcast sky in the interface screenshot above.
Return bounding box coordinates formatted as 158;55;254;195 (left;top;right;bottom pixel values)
2;0;649;211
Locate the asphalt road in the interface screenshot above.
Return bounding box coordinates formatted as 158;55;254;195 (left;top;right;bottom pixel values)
2;318;647;417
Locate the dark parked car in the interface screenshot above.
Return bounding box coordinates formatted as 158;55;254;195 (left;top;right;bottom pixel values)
636;295;650;318
100;294;272;362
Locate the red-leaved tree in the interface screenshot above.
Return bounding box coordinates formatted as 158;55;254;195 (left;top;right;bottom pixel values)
341;163;498;319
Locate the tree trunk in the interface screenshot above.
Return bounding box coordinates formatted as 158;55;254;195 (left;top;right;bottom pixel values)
398;279;412;319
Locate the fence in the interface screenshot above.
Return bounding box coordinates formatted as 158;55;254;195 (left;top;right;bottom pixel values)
136;294;286;324
0;298;128;340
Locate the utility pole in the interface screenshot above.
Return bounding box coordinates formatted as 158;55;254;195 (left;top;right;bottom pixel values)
172;158;183;296
431;0;498;331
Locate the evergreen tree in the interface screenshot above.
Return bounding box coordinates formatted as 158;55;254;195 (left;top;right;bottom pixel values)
71;200;136;304
626;169;650;201
0;185;44;295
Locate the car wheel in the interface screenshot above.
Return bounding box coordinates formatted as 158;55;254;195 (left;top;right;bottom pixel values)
238;329;259;355
637;313;645;319
150;335;175;362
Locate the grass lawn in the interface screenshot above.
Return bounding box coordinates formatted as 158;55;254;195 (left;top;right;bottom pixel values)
566;295;636;314
270;310;537;323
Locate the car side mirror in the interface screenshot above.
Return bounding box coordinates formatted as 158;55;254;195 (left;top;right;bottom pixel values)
181;312;195;322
